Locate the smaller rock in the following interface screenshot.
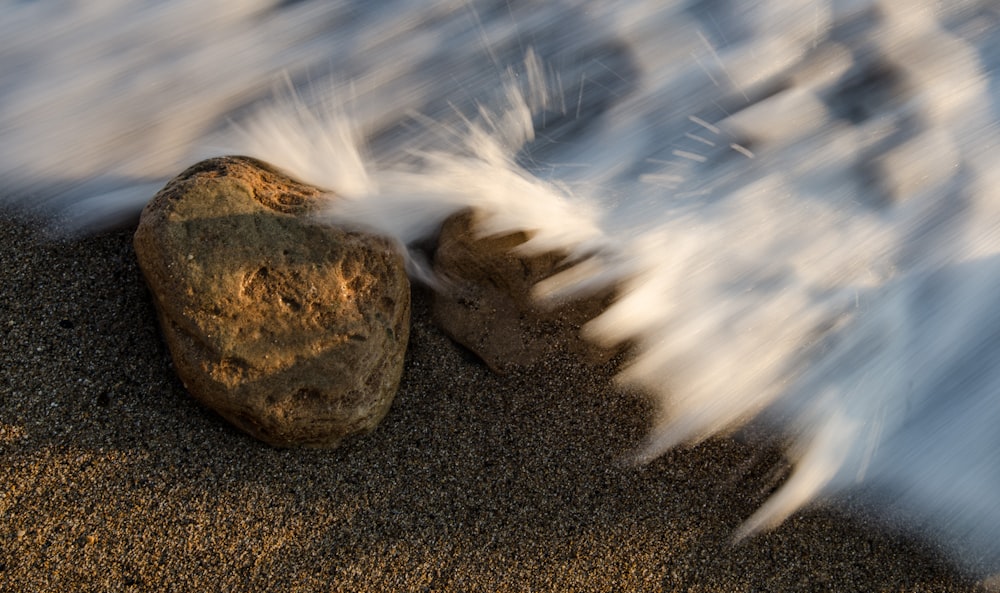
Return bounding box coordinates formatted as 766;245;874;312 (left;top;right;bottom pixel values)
432;209;616;373
134;156;410;448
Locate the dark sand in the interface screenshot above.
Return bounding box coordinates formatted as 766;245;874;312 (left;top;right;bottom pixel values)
0;213;987;592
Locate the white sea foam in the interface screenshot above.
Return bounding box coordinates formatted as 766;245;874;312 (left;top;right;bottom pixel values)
3;0;1000;573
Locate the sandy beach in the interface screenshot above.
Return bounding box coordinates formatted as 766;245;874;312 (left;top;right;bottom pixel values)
0;213;985;592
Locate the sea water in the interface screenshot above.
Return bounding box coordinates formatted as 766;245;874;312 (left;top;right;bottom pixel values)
3;0;1000;573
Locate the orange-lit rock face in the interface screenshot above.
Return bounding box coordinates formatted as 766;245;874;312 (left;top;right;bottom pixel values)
134;156;410;447
432;209;617;374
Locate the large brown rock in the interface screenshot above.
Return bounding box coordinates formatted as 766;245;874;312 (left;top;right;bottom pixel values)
432;209;615;373
133;156;410;447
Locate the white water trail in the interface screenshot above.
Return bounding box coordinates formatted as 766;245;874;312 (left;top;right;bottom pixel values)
3;0;1000;574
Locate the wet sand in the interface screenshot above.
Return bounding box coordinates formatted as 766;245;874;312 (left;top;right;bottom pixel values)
0;213;985;592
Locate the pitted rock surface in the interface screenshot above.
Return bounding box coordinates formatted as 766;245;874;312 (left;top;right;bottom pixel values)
432;209;615;373
133;156;410;447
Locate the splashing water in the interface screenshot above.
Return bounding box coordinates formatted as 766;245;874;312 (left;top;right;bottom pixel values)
4;0;1000;573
